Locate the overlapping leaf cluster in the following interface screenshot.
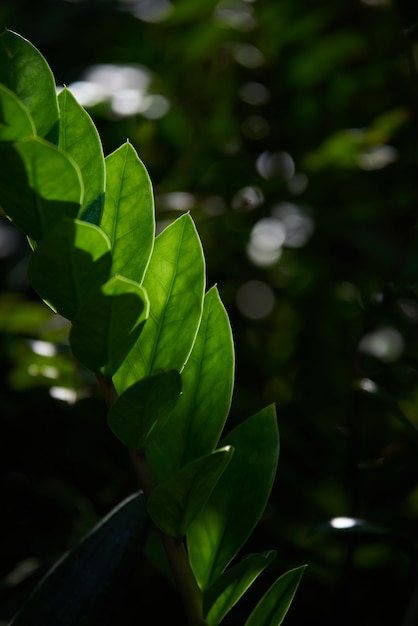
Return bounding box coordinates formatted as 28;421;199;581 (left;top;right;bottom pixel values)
0;30;305;625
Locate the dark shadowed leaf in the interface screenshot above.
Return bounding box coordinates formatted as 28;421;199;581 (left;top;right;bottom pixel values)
28;218;111;320
0;138;83;242
107;370;182;449
147;447;234;539
9;492;150;626
0;83;35;142
70;275;149;376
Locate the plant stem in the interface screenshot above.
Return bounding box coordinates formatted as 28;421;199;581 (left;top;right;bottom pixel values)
96;374;206;626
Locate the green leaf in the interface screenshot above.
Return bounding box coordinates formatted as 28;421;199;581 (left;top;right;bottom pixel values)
245;565;307;626
28;218;111;320
101;142;154;282
0;83;35;142
146;286;235;483
113;213;205;393
107;370;182;449
188;405;280;590
203;551;277;626
9;492;150;626
147;447;234;539
70;275;149;376
0;137;83;242
58;87;105;225
0;30;59;143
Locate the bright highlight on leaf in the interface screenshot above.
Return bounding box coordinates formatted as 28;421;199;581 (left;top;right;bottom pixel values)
188;405;280;590
0;30;59;144
114;212;205;393
146;285;235;484
102;141;155;283
58;88;105;225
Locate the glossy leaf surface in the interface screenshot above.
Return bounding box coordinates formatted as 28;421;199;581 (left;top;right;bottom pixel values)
245;565;307;626
9;492;149;626
0;30;59;143
188;405;280;590
203;551;277;626
28;218;111;320
101;142;154;283
107;370;181;449
58;87;105;225
147;447;234;539
0;83;35;142
70;275;149;376
0;137;83;242
114;213;205;393
146;286;234;483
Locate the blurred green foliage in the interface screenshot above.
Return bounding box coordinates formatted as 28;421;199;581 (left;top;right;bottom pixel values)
2;0;418;624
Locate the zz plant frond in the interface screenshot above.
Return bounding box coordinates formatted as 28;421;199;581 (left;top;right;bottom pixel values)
0;30;305;626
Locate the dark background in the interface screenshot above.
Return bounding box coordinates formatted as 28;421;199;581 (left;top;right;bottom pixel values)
2;0;418;624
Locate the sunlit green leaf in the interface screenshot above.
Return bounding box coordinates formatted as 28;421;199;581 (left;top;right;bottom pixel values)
107;370;181;450
101;141;154;282
70;275;149;376
0;30;59;143
9;492;150;626
28;218;111;320
113;213;205;393
146;286;234;484
0;83;35;142
147;447;234;539
245;565;307;626
58;87;105;225
188;405;279;590
203;551;277;626
0;137;83;242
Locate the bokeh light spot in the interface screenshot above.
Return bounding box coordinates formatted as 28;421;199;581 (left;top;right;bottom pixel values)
236;280;275;319
358;326;404;362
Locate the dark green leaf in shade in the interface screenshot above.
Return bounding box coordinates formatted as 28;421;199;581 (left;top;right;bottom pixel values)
9;492;150;626
146;286;235;484
0;30;59;143
101;141;154;282
107;370;182;450
0;137;83;242
70;275;149;376
28;218;111;320
188;405;279;591
147;447;234;539
245;565;307;626
113;213;205;393
0;83;35;142
58;87;105;225
203;551;277;626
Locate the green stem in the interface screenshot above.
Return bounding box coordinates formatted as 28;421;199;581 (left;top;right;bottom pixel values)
96;374;206;626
